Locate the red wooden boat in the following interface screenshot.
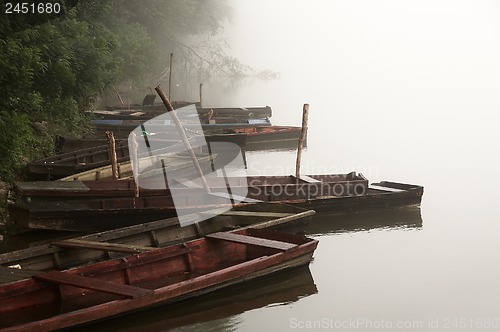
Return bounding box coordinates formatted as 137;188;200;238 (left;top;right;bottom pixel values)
28;140;185;179
14;173;367;200
104;101;273;118
0;228;318;331
8;173;424;232
0;203;315;271
79;265;316;331
234;125;305;150
55;124;303;153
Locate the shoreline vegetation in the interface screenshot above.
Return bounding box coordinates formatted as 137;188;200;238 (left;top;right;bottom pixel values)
0;0;278;235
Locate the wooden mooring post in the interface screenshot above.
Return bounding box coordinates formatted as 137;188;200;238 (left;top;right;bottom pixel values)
168;53;174;100
155;85;211;193
295;104;309;178
105;131;119;180
199;83;203;108
130;131;140;199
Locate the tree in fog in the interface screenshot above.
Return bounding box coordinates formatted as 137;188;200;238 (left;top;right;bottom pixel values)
0;0;251;180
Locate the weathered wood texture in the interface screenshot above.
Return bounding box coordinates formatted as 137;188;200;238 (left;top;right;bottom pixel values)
0;229;318;332
295;104;309;177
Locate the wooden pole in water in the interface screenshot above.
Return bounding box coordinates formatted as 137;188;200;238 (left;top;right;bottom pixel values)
106;131;119;180
155;85;211;193
295;103;309;178
199;83;203;108
130;131;140;198
168;53;174;100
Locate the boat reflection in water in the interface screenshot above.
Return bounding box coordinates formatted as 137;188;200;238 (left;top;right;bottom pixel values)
72;266;317;332
306;206;423;236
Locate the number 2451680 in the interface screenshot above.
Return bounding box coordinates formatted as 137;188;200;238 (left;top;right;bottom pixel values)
5;2;61;14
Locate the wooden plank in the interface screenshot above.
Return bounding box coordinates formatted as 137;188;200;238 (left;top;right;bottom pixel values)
244;209;316;230
296;175;321;183
206;232;297;251
51;239;156;253
209;192;262;203
369;185;404;193
219;211;294;218
34;270;153;298
16;181;90;192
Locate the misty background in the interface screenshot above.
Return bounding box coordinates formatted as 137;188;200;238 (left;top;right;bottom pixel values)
192;1;500;331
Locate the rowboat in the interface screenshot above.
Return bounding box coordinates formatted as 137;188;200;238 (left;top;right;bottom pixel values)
0;203;315;271
29;140;186;179
56;124;301;153
105;102;273;118
8;173;424;232
82;265;316;331
0;228;318;331
92;109;271;123
91;117;271;137
14;173;368;200
29;140;128;178
56;152;215;181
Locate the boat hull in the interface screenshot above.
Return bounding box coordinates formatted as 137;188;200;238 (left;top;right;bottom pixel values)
0;203;315;274
8;178;422;232
0;229;318;331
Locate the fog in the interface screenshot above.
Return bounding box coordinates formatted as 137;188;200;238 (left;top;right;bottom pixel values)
219;0;500;114
204;0;500;185
196;2;500;331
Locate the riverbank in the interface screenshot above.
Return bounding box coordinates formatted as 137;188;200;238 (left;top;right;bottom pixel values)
0;181;11;238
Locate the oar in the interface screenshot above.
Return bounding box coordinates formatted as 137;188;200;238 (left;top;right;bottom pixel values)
155;85;211;193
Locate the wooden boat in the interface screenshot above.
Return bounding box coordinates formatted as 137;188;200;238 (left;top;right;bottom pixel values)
56;152;214;181
91;118;271;137
8;174;424;232
29;140;186;179
0;203;315;271
234;125;305;150
0;228;318;331
92;109;271;123
105;102;273;118
82;265;316;331
55;124;301;153
14;173;368;201
29;140;129;178
55;132;247;154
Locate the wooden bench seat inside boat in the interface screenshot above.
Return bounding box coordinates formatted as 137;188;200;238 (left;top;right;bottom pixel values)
295;175;321;183
205;232;297;251
34;270;153;298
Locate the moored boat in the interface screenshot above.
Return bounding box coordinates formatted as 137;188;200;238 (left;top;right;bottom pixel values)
0;228;318;331
234;125;305;150
56;152;215;181
29;140;185;179
104;102;273;118
56;124;301;153
14;173;367;200
0;203;315;271
8;173;423;232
